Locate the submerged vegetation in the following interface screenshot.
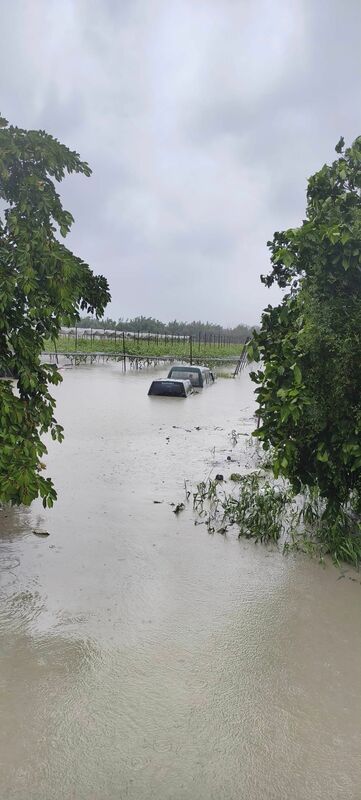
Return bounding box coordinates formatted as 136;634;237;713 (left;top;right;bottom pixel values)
191;471;361;567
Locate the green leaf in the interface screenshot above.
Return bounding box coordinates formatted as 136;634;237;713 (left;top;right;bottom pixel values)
293;365;302;385
335;136;344;154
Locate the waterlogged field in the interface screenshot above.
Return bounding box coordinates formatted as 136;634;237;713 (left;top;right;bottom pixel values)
44;335;244;361
0;365;360;800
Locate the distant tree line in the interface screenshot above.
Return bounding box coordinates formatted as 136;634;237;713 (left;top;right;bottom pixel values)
76;315;254;339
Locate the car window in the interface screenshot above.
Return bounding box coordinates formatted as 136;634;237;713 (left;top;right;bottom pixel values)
169;369;201;386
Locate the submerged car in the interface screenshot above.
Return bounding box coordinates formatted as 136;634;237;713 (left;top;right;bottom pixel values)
148;378;193;397
167;364;214;388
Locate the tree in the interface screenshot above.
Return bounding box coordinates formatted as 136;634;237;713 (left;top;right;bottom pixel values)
250;135;361;514
0;116;110;507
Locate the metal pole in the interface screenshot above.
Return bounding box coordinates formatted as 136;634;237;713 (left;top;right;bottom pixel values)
75;324;78;351
189;335;193;365
122;331;126;371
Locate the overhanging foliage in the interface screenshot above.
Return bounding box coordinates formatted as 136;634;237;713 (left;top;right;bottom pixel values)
0;116;110;506
250;135;361;513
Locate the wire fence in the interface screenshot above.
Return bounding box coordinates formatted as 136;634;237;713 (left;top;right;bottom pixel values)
59;326;249;350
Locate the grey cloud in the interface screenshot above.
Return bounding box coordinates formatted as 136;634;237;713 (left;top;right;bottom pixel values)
186;0;361;205
169;228;235;259
0;0;360;326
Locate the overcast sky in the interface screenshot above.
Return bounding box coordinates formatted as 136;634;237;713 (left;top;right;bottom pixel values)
1;0;360;326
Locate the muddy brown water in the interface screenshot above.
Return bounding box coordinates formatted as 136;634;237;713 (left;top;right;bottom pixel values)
0;365;360;800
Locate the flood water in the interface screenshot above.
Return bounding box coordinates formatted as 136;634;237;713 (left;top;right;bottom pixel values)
0;365;360;800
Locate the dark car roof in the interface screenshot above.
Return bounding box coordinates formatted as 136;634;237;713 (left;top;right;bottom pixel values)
169;364;210;372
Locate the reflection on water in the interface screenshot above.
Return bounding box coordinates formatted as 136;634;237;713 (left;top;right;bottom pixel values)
0;365;360;800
